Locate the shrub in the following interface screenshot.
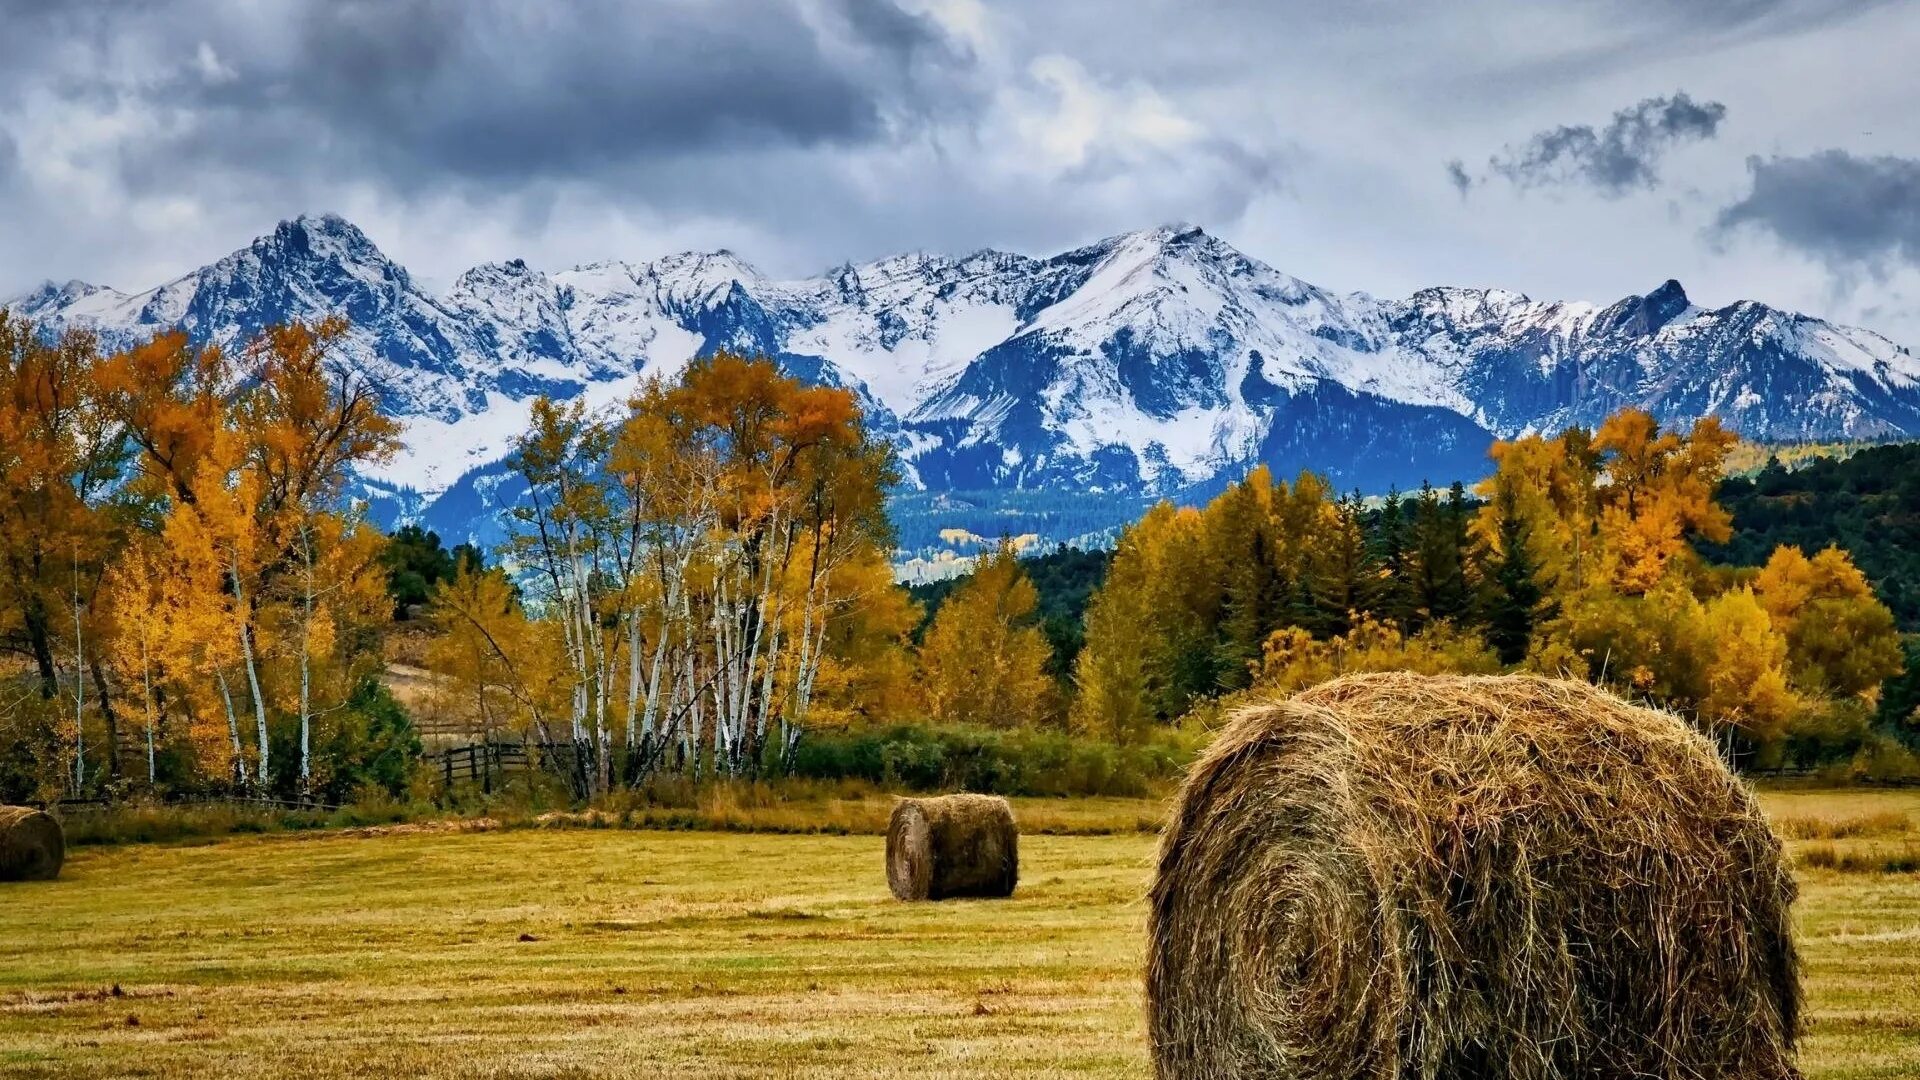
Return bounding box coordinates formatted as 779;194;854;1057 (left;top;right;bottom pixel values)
1848;734;1920;784
266;679;425;802
788;724;1196;797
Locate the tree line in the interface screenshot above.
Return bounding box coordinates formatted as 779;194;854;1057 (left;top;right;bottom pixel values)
0;314;929;802
1064;411;1911;770
5;305;1912;804
0;314;404;801
1704;444;1920;630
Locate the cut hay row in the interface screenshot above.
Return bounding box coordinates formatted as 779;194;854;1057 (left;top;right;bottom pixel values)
0;805;65;882
1148;671;1801;1080
886;794;1018;901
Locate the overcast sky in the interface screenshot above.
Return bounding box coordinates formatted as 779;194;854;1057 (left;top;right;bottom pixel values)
4;0;1919;342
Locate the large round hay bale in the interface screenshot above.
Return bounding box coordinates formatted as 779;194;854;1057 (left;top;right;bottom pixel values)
0;805;65;882
887;794;1018;901
1148;672;1800;1080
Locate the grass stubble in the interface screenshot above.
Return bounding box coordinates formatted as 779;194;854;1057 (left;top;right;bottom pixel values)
0;787;1915;1078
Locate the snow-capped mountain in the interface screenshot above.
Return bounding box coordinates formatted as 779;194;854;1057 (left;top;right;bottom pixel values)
14;213;1920;544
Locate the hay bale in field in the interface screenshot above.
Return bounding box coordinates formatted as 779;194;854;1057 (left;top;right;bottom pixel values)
1148;672;1801;1080
887;794;1018;901
0;805;65;882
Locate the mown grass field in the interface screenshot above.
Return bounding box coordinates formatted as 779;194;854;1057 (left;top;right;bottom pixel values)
2;789;1918;1079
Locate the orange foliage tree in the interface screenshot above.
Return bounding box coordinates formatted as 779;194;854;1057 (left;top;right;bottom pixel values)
6;315;403;796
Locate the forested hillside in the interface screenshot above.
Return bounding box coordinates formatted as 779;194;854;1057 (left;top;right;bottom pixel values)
1706;445;1920;629
908;545;1112;679
8;298;1919;807
1057;415;1916;773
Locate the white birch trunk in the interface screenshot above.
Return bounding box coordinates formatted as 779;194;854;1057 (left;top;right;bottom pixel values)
638;537;698;763
231;552;270;785
216;669;244;784
140;634;157;784
298;527;314;794
71;557;85;793
624;609;642;750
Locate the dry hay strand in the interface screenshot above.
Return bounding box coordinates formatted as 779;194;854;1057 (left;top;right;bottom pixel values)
0;805;65;882
1148;672;1800;1080
886;794;1018;901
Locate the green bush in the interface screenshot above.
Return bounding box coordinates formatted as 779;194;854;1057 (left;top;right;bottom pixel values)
57;798;442;847
1781;699;1875;768
266;679;424;802
787;724;1195;797
1849;734;1920;784
0;692;71;804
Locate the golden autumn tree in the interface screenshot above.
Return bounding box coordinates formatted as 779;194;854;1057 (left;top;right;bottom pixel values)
425;565;571;746
91;318;399;792
93;328;262;782
239;318;401;791
0;313;130;787
149;484;254;780
1754;545;1904;701
1072;508;1169;742
1696;587;1800;750
442;352;905;789
1474;409;1735;598
92;328;228;507
1073;471;1356;735
97;534;178;784
1472;427;1602;592
791;552;919;732
919;542;1056;728
1592;410;1736;593
277;514;393;794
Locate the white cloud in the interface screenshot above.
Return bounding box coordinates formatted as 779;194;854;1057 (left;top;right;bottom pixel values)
1009;55;1202;173
193;41;237;84
905;0;996;52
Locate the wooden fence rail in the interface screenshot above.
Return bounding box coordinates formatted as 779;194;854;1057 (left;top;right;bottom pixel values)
431;740;586;796
37;794;345;815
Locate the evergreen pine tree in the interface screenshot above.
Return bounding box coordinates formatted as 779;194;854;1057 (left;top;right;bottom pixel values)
1308;492;1375;636
1435;481;1478;623
1370;487;1416;630
1482;484;1549;664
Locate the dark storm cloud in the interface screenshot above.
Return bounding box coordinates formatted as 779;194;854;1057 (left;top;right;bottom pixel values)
1715;151;1920;274
20;0;977;193
0;0;1299;293
1453;0;1903;96
1624;0;1902;36
832;0;955;62
1463;93;1727;196
3;0;1917;348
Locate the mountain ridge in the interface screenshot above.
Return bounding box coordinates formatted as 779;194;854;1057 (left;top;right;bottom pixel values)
13;212;1920;546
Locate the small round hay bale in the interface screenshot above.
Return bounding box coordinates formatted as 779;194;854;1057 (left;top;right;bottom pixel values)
887;794;1018;901
0;805;65;882
1148;672;1801;1080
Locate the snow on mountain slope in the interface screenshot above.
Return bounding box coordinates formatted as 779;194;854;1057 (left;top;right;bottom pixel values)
1387;278;1920;440
13;213;1920;546
905;224;1484;493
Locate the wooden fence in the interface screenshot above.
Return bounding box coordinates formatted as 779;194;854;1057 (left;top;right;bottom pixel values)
40;793;345;815
431;740;588;796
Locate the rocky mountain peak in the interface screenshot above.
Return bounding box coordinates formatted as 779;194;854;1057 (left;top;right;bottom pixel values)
13;212;1920;545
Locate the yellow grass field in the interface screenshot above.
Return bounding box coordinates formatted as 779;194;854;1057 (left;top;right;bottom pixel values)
2;789;1919;1079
